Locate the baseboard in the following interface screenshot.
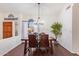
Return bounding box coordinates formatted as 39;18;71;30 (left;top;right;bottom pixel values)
71;52;79;56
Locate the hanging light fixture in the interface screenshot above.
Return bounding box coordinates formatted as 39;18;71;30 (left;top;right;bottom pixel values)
34;3;40;24
37;3;40;34
38;3;40;20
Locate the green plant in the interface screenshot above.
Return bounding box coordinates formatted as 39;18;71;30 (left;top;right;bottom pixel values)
51;22;62;40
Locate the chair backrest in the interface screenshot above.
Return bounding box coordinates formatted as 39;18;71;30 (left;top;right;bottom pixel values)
39;34;49;47
28;34;38;47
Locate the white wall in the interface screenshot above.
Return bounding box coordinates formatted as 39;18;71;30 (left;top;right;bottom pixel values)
0;21;3;39
0;13;22;55
59;3;79;55
0;14;5;40
72;4;79;54
58;4;73;52
0;36;21;55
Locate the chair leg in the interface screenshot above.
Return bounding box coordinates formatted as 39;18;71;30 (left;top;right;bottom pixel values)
24;40;27;56
24;48;26;56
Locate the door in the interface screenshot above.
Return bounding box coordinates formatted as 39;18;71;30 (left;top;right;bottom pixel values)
21;21;28;39
3;22;12;38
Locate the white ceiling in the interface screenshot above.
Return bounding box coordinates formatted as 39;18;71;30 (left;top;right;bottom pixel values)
0;3;67;17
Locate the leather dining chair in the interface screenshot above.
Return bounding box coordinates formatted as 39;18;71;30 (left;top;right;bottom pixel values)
39;34;53;55
24;34;38;56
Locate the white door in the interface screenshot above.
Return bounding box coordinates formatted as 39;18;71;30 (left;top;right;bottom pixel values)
21;21;28;39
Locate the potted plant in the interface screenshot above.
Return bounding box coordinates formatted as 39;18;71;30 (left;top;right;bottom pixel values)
51;22;62;44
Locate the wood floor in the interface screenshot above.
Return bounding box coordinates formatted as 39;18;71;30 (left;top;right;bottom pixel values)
4;43;78;56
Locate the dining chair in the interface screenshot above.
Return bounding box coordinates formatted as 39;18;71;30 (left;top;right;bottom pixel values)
24;34;38;56
39;34;53;55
